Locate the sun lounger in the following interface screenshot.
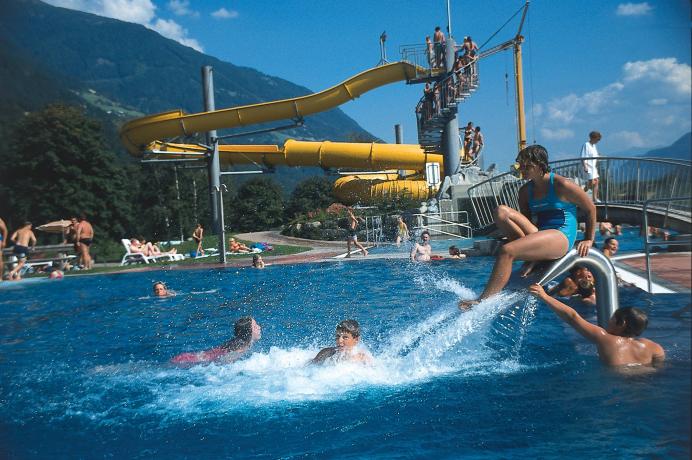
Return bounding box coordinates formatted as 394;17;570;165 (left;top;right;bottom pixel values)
120;239;184;265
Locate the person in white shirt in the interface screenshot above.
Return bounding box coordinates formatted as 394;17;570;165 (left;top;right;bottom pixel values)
580;131;602;202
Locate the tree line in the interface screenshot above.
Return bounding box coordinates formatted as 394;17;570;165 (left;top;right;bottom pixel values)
0;105;336;261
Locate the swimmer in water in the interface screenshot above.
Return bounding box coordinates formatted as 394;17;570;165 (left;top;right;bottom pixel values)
252;254;265;269
529;284;665;367
153;281;172;297
410;230;432;262
171;316;261;364
311;319;373;365
448;245;466;259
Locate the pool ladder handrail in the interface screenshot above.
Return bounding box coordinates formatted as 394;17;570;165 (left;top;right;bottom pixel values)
537;248;619;328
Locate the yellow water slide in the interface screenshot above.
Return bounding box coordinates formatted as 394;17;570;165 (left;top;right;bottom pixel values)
149;139;443;203
120;61;442;203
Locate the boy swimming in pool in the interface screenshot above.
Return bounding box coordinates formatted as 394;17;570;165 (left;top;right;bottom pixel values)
311;319;373;365
528;284;665;367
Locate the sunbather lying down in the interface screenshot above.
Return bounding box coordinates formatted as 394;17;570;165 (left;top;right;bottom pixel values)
130;238;177;257
229;238;251;253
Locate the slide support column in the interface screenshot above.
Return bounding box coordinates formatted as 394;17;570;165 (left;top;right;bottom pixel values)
202;66;225;262
442;37;460;180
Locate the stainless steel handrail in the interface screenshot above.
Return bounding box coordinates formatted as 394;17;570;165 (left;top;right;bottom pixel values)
642;196;692;292
467;156;692;230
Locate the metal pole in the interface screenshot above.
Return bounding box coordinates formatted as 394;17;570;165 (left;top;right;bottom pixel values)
173;165;184;242
395;124;406;178
643;201;652;292
446;0;453;38
213;185;228;264
513;37;527;152
202;66;221;237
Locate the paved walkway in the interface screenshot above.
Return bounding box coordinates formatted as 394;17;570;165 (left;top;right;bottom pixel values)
617;252;691;293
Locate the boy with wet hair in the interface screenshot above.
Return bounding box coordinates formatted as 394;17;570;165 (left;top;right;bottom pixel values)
311;319;372;365
529;284;665;367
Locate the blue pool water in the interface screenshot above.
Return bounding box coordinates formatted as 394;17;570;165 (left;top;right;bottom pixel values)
1;255;690;458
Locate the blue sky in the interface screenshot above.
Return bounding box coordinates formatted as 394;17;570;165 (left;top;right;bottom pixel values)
46;1;691;168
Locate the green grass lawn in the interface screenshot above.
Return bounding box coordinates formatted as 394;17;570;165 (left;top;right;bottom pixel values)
39;235;311;277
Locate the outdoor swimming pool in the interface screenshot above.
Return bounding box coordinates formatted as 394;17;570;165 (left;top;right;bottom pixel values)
1;255;690;458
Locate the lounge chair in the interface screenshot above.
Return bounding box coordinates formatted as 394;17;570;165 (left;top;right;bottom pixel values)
120;239;184;266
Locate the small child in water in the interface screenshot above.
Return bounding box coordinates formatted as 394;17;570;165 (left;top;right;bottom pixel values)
529;284;665;367
311;319;373;365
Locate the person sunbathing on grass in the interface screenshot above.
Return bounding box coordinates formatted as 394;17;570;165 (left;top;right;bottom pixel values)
229;238;251;253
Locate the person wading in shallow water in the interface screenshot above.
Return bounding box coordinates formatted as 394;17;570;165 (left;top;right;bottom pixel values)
459;144;596;310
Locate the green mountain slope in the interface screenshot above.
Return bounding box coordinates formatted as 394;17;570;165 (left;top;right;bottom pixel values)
0;0;376;144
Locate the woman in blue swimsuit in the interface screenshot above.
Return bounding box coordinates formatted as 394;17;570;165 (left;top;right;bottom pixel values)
460;145;596;309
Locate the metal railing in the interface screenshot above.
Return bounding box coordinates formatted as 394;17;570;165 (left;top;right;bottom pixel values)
642;196;692;292
468;156;692;230
412;210;473;239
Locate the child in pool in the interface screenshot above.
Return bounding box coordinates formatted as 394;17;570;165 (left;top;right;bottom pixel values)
311;319;373;365
171;316;261;364
529;284;665;367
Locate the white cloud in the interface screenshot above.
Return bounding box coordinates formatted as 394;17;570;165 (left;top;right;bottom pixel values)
212;7;239;19
616;2;652;16
151;18;202;51
649;98;667;106
540;127;574;140
45;0;156;24
44;0;203;51
168;0;198;17
545;82;624;123
623;58;691;95
610;130;645;148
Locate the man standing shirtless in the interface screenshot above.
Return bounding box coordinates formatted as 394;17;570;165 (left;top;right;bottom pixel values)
75;214;94;269
8;222;36;280
0;217;8;280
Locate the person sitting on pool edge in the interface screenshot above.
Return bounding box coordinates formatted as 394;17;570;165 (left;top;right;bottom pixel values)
171;316;262;364
311;319;372;365
528;283;664;367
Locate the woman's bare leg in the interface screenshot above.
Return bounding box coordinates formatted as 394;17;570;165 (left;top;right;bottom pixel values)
479;229;569;300
494;205;537;241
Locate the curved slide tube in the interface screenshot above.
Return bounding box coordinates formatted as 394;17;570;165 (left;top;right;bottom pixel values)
150;139;443;204
120;62;423;155
537;248;620;327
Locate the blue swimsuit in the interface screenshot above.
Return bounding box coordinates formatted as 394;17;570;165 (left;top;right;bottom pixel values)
528;172;578;249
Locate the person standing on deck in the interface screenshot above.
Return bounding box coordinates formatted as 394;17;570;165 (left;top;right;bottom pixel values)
0;217;7;280
346;208;368;258
581;131;602;202
433;26;446;68
8;222;36;280
459;145;596;309
75;214;94;269
192;223;205;257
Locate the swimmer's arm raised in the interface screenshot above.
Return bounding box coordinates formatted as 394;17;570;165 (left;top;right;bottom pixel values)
529;284;605;344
